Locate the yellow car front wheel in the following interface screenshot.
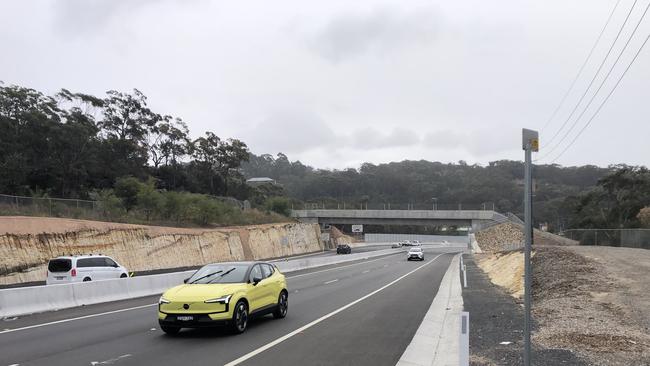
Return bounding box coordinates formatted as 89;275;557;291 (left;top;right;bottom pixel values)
231;301;249;334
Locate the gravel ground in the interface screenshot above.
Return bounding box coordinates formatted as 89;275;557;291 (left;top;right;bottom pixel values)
532;246;650;366
463;254;589;366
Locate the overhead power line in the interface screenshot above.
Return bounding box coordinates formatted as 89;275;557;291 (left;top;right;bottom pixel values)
541;0;639;149
539;0;622;134
539;0;650;160
548;30;650;163
538;0;650;162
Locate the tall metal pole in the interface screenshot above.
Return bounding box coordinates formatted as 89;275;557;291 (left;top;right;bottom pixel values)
524;145;532;366
522;128;538;366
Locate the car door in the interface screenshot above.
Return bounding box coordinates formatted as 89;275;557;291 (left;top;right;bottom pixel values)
77;258;97;281
263;264;283;305
104;257;121;279
247;265;266;312
260;264;277;306
92;257;109;280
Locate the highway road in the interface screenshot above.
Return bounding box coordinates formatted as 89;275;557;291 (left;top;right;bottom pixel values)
0;247;459;366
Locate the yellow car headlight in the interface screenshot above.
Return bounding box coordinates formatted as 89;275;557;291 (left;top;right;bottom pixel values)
159;296;171;304
204;294;232;304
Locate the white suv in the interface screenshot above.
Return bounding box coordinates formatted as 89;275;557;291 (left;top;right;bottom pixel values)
46;255;128;284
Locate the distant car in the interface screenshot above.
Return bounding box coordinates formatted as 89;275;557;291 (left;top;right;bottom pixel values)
391;243;402;248
46;255;128;284
412;240;421;246
402;240;411;246
158;261;288;335
336;244;352;254
407;248;424;261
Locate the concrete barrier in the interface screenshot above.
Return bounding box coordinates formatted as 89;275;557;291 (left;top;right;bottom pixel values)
0;248;403;318
0;283;77;318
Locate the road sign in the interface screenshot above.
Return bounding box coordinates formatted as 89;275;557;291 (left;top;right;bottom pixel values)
351;225;363;233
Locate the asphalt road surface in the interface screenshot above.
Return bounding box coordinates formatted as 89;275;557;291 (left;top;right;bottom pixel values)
0;247;459;366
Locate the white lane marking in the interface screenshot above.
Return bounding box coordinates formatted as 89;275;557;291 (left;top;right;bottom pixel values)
362;270;370;274
0;253;401;335
0;304;156;335
323;279;338;285
285;253;400;280
224;254;443;366
90;354;132;365
8;364;20;366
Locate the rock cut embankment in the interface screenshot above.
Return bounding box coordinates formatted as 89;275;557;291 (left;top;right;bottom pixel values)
0;216;323;285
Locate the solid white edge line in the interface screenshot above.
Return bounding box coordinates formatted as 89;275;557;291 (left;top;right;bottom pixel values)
0;303;157;335
323;279;338;284
223;253;444;366
0;253;402;335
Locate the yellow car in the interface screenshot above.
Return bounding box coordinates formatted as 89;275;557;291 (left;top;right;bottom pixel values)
158;261;288;335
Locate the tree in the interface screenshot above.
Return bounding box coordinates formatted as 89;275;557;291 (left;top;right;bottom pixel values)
191;133;250;195
98;89;161;180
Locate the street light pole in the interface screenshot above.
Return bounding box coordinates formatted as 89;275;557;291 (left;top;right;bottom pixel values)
522;128;539;366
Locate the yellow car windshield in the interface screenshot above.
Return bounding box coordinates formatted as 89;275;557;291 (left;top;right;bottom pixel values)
188;264;249;284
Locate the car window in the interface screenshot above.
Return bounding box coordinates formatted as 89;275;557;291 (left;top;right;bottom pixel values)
104;258;117;267
249;264;263;282
48;259;71;272
261;264;274;278
77;258;93;268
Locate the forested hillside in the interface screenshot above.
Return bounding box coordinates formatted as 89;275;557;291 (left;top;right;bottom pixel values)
2;82;647;231
242;154;616;230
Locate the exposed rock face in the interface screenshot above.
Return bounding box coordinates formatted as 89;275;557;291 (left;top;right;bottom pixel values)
0;217;322;285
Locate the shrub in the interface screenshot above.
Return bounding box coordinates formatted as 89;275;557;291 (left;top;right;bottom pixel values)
265;196;291;216
638;207;650;228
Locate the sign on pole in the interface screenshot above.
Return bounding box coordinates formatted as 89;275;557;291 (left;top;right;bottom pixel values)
351;224;363;233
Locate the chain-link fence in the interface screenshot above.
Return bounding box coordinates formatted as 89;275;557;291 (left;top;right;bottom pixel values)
0;194;100;219
563;229;650;249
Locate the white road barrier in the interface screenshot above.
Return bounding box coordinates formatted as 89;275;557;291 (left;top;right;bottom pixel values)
0;249;403;319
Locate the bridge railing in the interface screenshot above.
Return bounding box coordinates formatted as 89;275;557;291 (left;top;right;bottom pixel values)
296;202;498;211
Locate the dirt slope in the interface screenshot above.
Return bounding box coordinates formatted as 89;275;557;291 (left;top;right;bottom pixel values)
477;246;650;366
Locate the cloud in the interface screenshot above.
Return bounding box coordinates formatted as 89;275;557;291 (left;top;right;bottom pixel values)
424;128;519;156
52;0;159;36
306;6;441;63
352;127;420;149
245;109;338;154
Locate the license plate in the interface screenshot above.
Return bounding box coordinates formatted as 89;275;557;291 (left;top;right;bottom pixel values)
177;316;194;321
55;276;65;280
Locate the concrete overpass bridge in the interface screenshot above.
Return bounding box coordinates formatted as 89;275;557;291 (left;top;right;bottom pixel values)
291;209;508;230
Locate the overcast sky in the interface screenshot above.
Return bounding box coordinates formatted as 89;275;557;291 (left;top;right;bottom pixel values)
1;0;649;169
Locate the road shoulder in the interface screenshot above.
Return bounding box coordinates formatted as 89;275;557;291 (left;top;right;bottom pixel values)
462;254;589;366
396;253;463;366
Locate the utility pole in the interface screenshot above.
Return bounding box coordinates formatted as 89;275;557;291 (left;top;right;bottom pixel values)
522;128;538;366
